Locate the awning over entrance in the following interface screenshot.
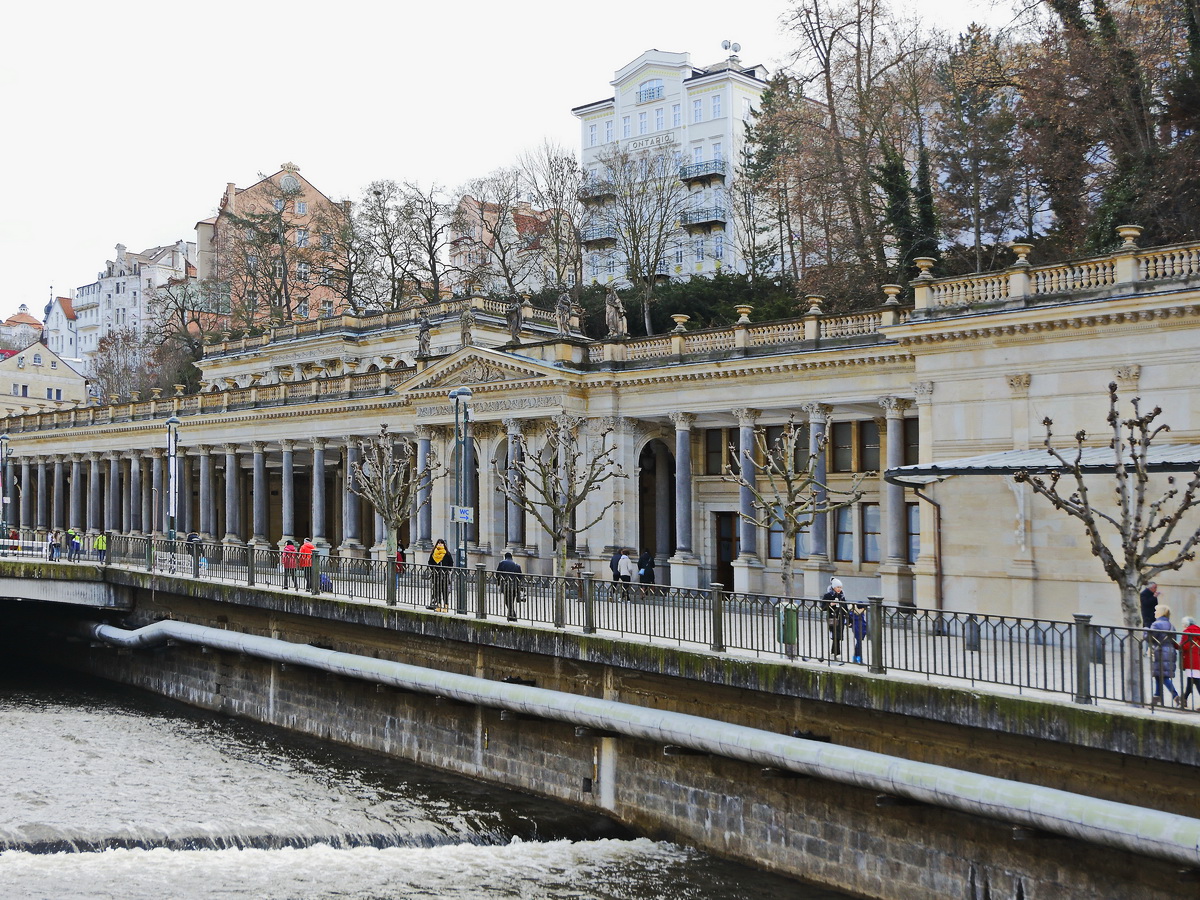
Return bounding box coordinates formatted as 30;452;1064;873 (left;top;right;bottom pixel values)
884;444;1200;485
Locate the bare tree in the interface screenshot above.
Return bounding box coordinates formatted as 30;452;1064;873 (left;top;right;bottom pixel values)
1013;384;1200;699
455;169;544;296
90;328;158;400
518;140;583;291
492;416;626;580
725;417;868;597
590;142;690;334
350;425;443;602
399;181;457;303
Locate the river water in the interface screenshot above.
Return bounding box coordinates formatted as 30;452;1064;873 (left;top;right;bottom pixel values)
0;661;848;900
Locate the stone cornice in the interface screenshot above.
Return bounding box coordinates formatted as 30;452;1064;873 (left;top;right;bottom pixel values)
597;350;914;388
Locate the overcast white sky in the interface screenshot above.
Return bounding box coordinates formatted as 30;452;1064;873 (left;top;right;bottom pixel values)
1;0;1013;321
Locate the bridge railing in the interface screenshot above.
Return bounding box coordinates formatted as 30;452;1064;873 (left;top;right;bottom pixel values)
33;532;1192;710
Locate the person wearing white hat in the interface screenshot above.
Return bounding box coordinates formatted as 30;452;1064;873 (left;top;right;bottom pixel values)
821;578;848;663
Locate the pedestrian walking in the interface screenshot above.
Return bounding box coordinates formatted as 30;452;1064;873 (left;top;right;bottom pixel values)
822;578;849;662
93;532;107;564
427;538;454;610
1141;583;1161;627
497;550;523;620
637;549;655;585
1180;616;1200;709
849;600;868;664
1149;604;1180;706
395;543;406;591
67;527;81;562
282;540;299;589
617;548;636;599
298;537;316;593
48;530;61;561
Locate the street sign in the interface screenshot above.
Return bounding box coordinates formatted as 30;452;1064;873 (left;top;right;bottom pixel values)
451;505;475;524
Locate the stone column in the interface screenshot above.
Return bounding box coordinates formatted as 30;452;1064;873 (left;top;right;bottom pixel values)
911;381;936;608
20;458;32;530
802;403;835;589
373;511;387;559
463;419;477;547
503;419;525;547
180;453;193;535
66;455;82;531
129;454;143;534
150;449;164;536
668;412;698;588
252;441;268;546
3;459;13;530
107;454;120;533
340;440;363;553
311;438;327;549
732;409;760;557
280;440;295;546
52;456;65;531
121;456;132;533
877;397;915;606
223;444;241;544
415;426;432;550
35;459;47;531
198;446;214;539
88;453;102;533
141;452;154;538
654;441;672;563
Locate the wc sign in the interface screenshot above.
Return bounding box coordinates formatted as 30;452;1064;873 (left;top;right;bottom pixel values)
451;505;475;524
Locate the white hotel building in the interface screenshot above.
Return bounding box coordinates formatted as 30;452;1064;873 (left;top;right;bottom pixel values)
571;49;769;282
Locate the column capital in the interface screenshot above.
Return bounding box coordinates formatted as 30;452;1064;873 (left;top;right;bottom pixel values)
251;441;267;453
147;447;164;459
731;407;761;427
196;443;213;455
1006;373;1031;396
280;439;295;452
414;425;434;441
912;381;935;406
801;402;833;424
311;437;327;450
88;451;103;462
668;411;696;430
877;396;913;417
502;417;524;435
223;442;239;455
551;413;585;433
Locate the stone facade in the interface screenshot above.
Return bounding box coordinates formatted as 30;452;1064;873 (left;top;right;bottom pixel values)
2;233;1199;625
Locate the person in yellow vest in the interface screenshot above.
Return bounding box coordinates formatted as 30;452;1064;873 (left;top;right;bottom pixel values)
427;538;454;610
94;532;107;563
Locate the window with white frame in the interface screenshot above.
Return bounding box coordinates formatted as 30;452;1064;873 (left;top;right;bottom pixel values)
655;107;664;130
605;119;613;142
274;199;285;211
637;79;664;102
622;116;630;138
672;104;681;127
297;299;309;319
743;97;753;121
712;92;722;118
295;229;309;248
712;142;723;161
588;124;597;147
693;146;703;164
297;261;311;281
675;245;684;264
906;503;920;564
862;503;881;563
714;233;725;258
693;99;702;123
638;111;647;135
297;201;308;216
834;507;854;561
768;512;809;559
693;237;705;262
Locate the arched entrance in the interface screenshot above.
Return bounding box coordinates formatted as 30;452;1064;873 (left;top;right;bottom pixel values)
637;439;675;577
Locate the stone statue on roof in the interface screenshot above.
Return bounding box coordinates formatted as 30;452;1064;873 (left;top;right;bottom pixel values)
555;291;573;337
604;285;628;337
506;298;523;344
416;314;432;357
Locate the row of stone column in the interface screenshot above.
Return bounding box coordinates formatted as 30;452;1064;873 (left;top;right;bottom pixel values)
666;396;912;567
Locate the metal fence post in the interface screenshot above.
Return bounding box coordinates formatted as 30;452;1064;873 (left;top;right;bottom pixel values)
192;542;200;579
310;558;320;594
583;573;596;634
553;576;567;629
145;538;152;571
386;556;397;606
710;583;726;652
475;563;487;619
868;594;886;674
246;545;255;587
456;566;468;615
1074;613;1093;704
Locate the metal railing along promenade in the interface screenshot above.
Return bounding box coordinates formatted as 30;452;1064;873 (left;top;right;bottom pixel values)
11;530;1193;712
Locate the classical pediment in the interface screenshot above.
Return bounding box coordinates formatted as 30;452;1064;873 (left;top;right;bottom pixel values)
401;349;556;394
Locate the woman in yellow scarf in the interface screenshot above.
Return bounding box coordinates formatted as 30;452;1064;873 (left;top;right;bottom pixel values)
427;538;454;610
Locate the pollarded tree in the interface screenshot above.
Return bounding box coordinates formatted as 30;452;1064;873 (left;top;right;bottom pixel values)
492;415;626;581
1013;383;1200;700
724;417;868;598
351;425;443;603
518;140;583;292
590;142;690;335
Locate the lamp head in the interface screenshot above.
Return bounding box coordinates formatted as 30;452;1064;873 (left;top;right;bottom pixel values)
165;415;182;427
449;387;473;401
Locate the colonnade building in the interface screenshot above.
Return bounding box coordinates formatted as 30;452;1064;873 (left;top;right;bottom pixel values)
4;232;1200;624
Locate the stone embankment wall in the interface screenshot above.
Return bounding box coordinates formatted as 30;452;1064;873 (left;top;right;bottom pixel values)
10;584;1198;900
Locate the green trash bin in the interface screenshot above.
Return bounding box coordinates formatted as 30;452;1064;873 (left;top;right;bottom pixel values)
778;603;799;658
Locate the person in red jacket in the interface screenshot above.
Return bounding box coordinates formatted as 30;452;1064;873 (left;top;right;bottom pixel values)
1180;616;1200;709
281;540;299;590
298;538;316;593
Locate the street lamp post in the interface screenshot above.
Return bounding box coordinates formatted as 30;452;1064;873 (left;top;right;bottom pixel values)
165;415;181;541
0;434;9;544
449;387;473;568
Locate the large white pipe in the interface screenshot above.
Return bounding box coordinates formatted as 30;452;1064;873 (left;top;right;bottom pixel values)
84;619;1200;868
